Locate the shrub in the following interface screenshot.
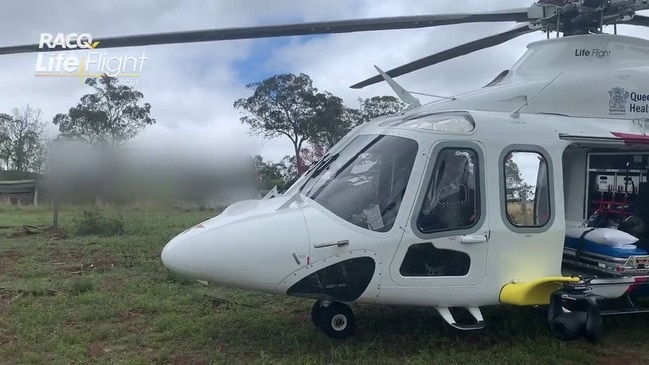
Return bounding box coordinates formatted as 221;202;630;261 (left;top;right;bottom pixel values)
69;277;95;295
72;209;125;237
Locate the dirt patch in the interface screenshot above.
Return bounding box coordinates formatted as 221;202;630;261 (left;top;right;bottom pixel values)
0;289;16;303
55;256;116;276
93;257;116;270
50;247;85;264
0;333;16;346
101;277;126;291
3;225;67;239
45;227;67;239
0;323;16;347
0;314;18;347
120;309;143;322
2;249;23;261
0;287;62;303
0;249;23;277
118;308;153;334
593;342;649;365
0;228;18;237
88;341;104;358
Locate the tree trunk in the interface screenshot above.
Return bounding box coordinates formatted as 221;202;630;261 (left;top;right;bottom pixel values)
294;143;304;175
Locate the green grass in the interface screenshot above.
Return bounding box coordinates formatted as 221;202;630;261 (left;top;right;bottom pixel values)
2;205;649;364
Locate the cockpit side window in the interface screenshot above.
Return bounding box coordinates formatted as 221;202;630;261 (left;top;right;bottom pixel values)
417;148;480;233
302;135;418;233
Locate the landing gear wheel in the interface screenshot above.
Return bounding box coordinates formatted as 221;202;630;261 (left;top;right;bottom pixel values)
317;302;356;340
311;300;324;327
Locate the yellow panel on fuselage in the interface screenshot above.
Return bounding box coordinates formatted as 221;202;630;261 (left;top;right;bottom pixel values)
499;277;580;306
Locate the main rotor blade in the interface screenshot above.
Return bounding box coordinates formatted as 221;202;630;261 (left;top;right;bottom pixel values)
0;9;533;55
350;24;535;89
627;15;649;27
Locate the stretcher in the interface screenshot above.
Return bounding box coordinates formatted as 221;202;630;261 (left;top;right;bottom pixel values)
563;235;649;276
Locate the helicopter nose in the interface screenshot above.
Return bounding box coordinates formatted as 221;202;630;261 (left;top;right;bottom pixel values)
160;229;200;277
161;204;310;292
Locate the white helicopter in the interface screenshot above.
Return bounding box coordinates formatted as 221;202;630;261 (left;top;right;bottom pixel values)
4;0;649;343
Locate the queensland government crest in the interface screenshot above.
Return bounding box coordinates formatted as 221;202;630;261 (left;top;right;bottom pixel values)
609;86;630;115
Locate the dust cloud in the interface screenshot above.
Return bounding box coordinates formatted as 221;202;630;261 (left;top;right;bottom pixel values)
44;140;260;209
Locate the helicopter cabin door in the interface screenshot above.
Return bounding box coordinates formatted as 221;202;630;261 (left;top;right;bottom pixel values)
390;141;488;287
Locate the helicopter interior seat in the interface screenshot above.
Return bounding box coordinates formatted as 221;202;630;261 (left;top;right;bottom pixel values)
418;152;476;233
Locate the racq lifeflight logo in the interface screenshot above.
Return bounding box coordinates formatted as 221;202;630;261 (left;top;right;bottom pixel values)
34;33;147;85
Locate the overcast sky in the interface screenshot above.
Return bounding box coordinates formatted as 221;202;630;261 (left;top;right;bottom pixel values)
1;0;648;166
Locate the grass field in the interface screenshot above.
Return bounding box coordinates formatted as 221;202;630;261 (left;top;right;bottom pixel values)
2;205;649;364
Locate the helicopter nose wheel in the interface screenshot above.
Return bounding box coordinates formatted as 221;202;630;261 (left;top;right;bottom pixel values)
310;300;356;339
310;300;323;327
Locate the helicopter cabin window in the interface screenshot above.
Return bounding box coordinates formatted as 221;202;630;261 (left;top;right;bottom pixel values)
300;134;418;233
504;151;551;227
417;148;480;233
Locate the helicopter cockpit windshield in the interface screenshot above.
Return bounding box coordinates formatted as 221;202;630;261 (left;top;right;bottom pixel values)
300;134;418;233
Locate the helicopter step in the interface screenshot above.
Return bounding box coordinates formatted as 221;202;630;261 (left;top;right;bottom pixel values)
436;306;486;331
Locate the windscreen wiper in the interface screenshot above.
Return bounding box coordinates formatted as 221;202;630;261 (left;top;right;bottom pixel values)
300;153;341;196
304;152;330;175
309;153;340;179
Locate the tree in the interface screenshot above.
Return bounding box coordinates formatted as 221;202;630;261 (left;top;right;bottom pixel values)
357;96;406;125
505;157;524;188
52;75;155;207
0;114;11;170
53;74;155;147
252;155;285;192
251;154;302;193
0;105;48;172
505;155;533;200
234;73;347;174
300;98;358;171
278;155;298;185
309;94;355;149
300;144;327;168
235;73;412;175
11;105;47;172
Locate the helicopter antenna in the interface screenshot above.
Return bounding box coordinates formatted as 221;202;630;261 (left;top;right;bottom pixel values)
510;72;563;117
405;91;456;101
263;186;279;200
373;65;421;108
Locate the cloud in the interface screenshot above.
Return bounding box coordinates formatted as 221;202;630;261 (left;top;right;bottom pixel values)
0;0;647;167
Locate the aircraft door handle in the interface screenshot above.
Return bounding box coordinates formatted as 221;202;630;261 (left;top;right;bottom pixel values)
314;240;349;249
461;235;487;244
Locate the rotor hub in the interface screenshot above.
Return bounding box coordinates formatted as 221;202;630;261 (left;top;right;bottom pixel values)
532;0;649;36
